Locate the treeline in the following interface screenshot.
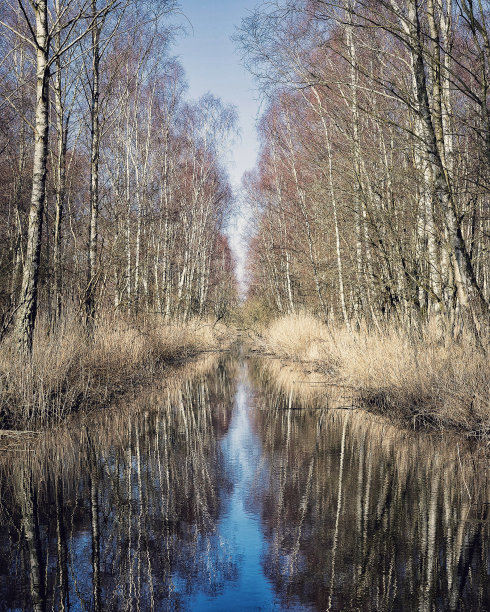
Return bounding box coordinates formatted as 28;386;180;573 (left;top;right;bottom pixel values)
0;0;237;353
238;0;489;334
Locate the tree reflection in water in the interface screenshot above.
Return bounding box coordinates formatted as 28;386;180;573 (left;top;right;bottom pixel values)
0;356;238;611
0;355;489;611
248;359;490;612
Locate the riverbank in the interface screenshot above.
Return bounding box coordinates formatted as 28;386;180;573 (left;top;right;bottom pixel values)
248;313;489;439
0;315;233;429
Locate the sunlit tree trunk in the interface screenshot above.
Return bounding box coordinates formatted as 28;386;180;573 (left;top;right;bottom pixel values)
325;121;349;328
10;46;27;308
14;0;50;352
344;4;365;325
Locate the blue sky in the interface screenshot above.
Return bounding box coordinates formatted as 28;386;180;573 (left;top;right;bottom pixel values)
176;0;260;186
175;1;261;286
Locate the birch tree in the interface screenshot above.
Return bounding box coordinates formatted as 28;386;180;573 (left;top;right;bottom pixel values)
237;0;489;332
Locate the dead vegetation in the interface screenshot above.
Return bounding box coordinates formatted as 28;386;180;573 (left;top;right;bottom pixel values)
0;314;233;429
257;313;490;438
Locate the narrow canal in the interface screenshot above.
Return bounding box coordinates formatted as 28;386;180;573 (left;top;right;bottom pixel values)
0;353;488;611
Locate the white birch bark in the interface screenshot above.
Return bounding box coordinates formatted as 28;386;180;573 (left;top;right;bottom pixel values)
14;0;50;353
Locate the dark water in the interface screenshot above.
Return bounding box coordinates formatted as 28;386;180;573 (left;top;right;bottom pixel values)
0;354;489;611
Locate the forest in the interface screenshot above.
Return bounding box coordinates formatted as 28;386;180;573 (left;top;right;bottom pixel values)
0;2;489;610
238;0;489;333
0;0;237;340
0;0;489;433
0;0;240;426
235;0;489;436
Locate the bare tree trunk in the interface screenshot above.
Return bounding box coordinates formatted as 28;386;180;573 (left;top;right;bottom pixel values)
134;173;142;314
260;202;284;314
344;5;365;325
90;469;101;612
131;80;155;315
53;12;68;323
10;160;26;306
86;0;101;328
55;476;69;611
324;119;349;328
20;468;46;612
125;106;133;312
406;0;488;321
14;0;50;353
10;47;27;307
283;244;295;314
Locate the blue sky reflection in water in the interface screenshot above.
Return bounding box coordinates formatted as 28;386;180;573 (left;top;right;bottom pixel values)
187;370;293;611
0;355;488;611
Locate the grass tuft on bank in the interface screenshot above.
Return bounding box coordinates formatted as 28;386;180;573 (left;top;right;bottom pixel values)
0;315;230;429
261;313;489;437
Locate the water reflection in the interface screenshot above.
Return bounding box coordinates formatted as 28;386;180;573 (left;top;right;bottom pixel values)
0;354;489;611
0;356;238;611
249;359;490;612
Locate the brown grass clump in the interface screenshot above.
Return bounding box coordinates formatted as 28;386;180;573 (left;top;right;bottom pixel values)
265;312;334;363
261;313;490;438
0;314;233;429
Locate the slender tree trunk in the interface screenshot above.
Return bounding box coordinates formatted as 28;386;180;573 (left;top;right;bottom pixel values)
55;476;69;611
124;97;133;313
90;469;101;612
10;48;27;306
134;174;142;314
345;4;365;324
20;468;46;612
325;120;349;328
86;0;101;327
272;150;295;314
132;80;155;314
14;0;50;353
260;202;284;314
53;17;68;323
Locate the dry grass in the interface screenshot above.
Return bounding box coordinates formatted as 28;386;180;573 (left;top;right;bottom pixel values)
0;314;233;429
265;312;333;362
261;313;490;437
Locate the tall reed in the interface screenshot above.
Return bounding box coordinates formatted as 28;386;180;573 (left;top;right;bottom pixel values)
0;314;231;429
261;313;490;437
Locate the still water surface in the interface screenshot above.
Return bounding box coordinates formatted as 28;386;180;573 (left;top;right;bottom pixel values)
0;354;489;611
